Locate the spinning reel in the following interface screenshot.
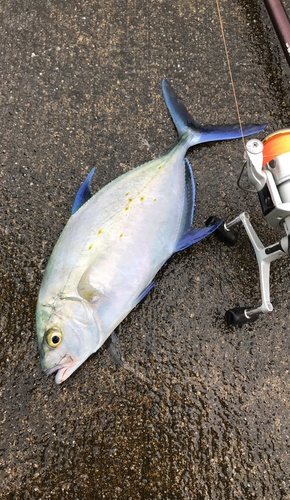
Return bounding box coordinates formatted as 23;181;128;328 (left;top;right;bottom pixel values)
208;129;290;325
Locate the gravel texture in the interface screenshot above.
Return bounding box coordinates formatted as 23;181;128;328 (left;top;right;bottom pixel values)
1;0;290;498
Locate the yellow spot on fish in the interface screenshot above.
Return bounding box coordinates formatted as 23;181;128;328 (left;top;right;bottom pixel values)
128;197;133;203
119;233;123;238
88;244;93;250
125;192;129;196
158;165;162;170
125;206;129;211
98;228;103;235
140;196;145;201
154;198;157;202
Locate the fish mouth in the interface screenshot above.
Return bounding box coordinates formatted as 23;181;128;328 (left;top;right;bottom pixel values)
44;354;75;384
44;353;91;384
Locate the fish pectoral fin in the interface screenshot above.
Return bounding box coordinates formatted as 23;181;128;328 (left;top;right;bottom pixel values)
77;273;107;303
78;283;105;302
174;218;224;252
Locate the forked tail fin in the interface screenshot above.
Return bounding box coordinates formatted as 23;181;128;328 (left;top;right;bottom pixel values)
162;78;266;147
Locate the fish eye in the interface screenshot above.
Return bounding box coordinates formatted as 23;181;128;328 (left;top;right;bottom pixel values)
46;328;62;347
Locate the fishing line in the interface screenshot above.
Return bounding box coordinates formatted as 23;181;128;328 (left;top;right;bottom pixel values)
236;156;256;193
215;0;257;192
215;0;245;150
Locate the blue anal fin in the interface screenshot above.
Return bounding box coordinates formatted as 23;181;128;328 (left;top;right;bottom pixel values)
71;167;95;215
134;280;156;307
174;219;223;252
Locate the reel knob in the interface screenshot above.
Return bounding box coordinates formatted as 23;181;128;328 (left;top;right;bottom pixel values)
225;307;260;325
205;216;238;245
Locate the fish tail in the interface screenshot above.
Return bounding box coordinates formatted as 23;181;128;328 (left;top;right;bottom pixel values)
162;78;266;147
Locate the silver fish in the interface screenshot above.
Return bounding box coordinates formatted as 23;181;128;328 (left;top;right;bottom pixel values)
36;79;266;383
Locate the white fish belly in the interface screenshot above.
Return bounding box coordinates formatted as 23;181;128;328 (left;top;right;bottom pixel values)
38;147;187;342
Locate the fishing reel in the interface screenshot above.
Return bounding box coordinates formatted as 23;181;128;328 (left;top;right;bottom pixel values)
208;129;290;325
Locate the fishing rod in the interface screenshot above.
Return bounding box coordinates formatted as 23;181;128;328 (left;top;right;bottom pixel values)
263;0;290;66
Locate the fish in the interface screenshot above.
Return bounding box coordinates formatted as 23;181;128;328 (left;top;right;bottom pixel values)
36;79;266;384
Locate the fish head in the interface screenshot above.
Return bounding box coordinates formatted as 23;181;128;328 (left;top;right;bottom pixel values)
36;296;100;384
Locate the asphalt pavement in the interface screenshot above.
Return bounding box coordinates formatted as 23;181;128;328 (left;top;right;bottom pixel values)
1;0;290;498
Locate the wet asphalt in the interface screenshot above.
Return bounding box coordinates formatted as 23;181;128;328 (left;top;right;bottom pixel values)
1;0;290;498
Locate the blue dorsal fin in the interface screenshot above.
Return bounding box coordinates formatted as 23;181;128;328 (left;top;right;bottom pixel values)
134;280;156;307
71;168;95;215
182;158;195;233
174;219;223;253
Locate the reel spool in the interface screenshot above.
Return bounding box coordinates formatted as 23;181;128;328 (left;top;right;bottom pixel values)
210;129;290;325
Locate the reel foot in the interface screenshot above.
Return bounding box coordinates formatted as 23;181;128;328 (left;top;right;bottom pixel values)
225;307;260;325
206;216;238;245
